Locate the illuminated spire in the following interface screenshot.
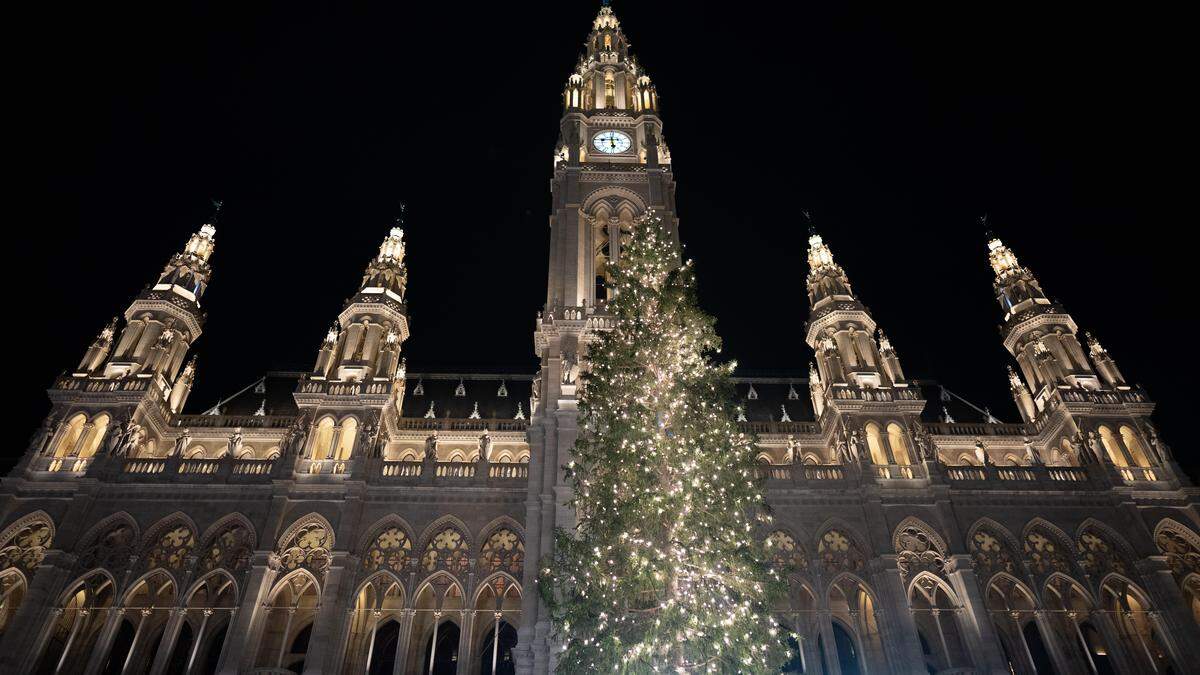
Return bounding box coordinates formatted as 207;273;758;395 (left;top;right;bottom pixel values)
359;222;408;298
804;229;855;307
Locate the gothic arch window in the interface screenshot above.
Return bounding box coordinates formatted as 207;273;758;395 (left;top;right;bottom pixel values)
817;527;867;575
984;574;1053;674
362;524;415;576
967;520;1021;584
254;571;320;672
277;514;334;578
344;573;406;673
169;570;238;674
309;416;336;460
421;526;471;576
333;416;358;461
139;515;197;578
472;574;522;673
409;573;465;671
886;423;912;465
907;573;969;672
765;530;809;574
864;423;889;465
1076;521;1137;581
1022;521;1077;579
77;514;139;573
1098;425;1128;467
827;575;883;673
1153;519;1200;624
479;527;524;576
78;413;110;459
197;516;255;579
110;569;176;674
893;518;948;580
1119;426;1152;468
1043;574;1114;672
51;413;87;458
0;512;54;638
34;571;115;673
1101;576;1176;672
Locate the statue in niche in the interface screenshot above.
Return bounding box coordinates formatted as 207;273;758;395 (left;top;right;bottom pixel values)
29;416;56;455
562;354;580;385
1071;430;1096;465
974;439;992;467
1144;423;1172;463
479;431;492;462
228;429;244;457
1023;438;1043;466
119;422;146;457
424;432;439;463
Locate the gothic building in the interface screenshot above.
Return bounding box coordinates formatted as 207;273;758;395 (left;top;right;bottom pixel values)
2;6;1197;675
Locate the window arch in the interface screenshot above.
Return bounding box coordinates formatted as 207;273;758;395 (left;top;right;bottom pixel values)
51;414;88;458
309;417;336;460
334;417;358;461
78;413;110;459
1119;426;1152;468
254;571;320;672
34;571;115;673
0;512;54;639
864;423;889;465
1098;425;1128;467
344;573;406;673
886;423;912;465
908;573;968;671
1101;577;1176;672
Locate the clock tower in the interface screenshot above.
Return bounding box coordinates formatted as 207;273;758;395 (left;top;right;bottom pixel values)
519;4;679;672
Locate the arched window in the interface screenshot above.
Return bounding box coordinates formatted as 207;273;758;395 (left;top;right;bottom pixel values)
310;417;335;461
104;570;176;674
344;576;405;674
34;572;115;673
255;572;319;671
52;414;88;458
0;514;53;637
334;417;358;461
78;414;110;459
408;575;463;672
164;572;237;675
1102;578;1176;672
1098;426;1128;467
908;575;968;671
886;423;912;465
864;423;889;465
473;577;521;675
827;578;881;674
1119;426;1152;468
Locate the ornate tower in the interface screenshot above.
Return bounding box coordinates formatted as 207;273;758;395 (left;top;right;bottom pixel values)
987;234;1165;473
292;225;410;475
803;230;926;466
520;5;677;672
29;221;216;471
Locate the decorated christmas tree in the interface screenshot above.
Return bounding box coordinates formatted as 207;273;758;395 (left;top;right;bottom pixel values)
540;213;787;672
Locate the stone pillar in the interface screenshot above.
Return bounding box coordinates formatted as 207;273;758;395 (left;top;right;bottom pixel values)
147;607;188;675
82;606;128;675
392;608;415;675
1032;610;1078;675
514;419;548;675
1137;557;1200;669
816;612;842;675
945;557;1008;673
869;557;926;672
0;550;76;673
302;552;353;674
215;551;279;675
457;609;476;674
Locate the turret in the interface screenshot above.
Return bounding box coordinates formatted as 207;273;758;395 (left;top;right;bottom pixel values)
1086;331;1128;388
987;235;1101;403
804;231;907;391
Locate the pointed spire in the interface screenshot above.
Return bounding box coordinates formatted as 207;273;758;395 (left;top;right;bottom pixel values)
469;402;481;420
514;401;526;420
424;401;437;419
779;405;792;423
805;228;855;307
986;235;1022;279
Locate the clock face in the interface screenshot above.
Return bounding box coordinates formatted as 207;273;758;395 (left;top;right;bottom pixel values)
593;130;632;154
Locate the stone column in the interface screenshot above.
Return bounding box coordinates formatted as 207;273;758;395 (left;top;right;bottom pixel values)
302;551;353;674
0;550;77;673
147;607;188;675
869;558;926;672
1032;610;1078;675
1136;557;1200;668
457;609;476;674
816;612;842;675
82;606;128;675
392;608;415;675
945;556;1008;673
215;551;279;675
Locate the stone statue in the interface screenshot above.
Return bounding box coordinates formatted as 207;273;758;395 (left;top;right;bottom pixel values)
1085;431;1105;465
28;417;56;456
119;423;145;457
173;429;191;457
974;440;992;467
562;355;579;385
107;417;131;455
424;432;438;462
1071;430;1096;465
847;429;864;466
1145;423;1172;463
478;431;492;462
1023;438;1042;466
228;429;244;457
786;435;799;464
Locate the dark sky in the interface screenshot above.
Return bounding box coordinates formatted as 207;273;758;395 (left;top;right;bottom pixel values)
9;3;1195;475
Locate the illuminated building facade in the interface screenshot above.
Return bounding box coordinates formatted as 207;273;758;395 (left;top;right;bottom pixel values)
2;6;1198;674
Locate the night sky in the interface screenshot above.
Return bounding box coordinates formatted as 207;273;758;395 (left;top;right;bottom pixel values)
9;3;1194;477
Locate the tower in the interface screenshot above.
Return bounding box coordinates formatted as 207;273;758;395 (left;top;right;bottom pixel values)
987;234;1165;473
292;225;410;476
520;5;678;671
27;221;216;472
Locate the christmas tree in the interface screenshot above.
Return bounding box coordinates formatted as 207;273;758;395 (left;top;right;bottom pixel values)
540;213;787;672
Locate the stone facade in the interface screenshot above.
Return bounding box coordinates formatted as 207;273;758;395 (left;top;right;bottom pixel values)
2;6;1198;675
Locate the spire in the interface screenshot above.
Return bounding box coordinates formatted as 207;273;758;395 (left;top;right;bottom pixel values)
358;225;408;299
805;230;855;308
986;234;1049;318
155;220;217;302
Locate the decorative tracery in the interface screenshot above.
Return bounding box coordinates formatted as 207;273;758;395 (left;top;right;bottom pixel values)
765;530;808;573
421;527;470;575
1023;525;1073;577
894;522;947;579
1077;526;1132;579
479;528;524;575
78;520;138;571
142;523;196;572
1154;521;1200;581
0;517;53;576
199;521;254;576
817;528;866;574
363;526;414;574
967;524;1018;583
278;519;333;576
